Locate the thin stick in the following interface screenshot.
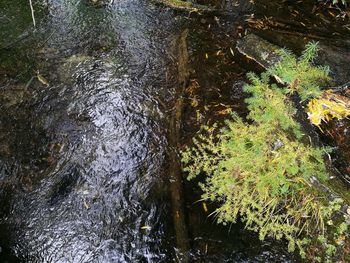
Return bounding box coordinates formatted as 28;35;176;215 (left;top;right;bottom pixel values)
29;0;36;27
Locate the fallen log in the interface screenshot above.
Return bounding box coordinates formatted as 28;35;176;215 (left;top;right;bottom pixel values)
168;29;190;262
151;0;239;17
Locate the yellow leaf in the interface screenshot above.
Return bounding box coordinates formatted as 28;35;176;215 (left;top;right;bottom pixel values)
306;91;350;129
217;108;232;115
83;200;89;209
191;97;199;107
202;202;208;212
37;73;49;86
141;225;152;230
335;235;345;245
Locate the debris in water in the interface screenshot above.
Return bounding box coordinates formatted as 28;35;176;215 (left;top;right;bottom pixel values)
190;97;199;107
36;71;49;86
229;47;235;57
202;202;208;213
83;200;89;209
141;225;152;230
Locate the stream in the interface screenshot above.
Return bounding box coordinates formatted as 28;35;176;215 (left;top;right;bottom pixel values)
0;0;349;262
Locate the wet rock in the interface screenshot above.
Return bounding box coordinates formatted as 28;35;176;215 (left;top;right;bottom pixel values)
316;43;350;85
58;54;94;83
37;47;60;60
86;0;110;8
236;34;281;69
230;80;246;99
0;132;11;157
0;84;30;108
322;119;350;183
64;54;93;65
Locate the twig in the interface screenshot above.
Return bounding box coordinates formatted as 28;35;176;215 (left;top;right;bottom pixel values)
29;0;36;27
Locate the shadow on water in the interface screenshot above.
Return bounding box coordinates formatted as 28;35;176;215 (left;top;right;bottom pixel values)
1;0;349;262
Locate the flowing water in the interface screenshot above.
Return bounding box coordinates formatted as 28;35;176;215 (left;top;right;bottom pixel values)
0;0;348;262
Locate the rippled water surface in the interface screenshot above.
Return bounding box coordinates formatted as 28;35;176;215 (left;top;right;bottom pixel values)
0;0;177;261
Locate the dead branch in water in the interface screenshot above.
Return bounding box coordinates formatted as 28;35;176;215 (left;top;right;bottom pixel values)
29;0;36;27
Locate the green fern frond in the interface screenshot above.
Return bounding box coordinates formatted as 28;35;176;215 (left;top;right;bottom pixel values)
301;41;320;63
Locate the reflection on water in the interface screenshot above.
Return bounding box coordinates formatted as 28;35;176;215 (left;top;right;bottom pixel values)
1;0;174;261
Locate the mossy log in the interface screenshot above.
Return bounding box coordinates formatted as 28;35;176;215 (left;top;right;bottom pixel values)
151;0;234;16
153;0;207;11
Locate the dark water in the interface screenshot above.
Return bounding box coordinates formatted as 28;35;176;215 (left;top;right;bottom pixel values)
1;0;348;262
1;0;176;261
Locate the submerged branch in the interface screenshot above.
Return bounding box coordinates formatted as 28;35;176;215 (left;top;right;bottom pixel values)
29;0;36;27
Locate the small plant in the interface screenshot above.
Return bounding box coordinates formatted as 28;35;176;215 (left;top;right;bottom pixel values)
267;42;331;101
244;72;302;138
181;44;349;260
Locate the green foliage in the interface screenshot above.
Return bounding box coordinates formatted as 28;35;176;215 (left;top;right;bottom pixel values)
267;42;331;101
181;43;349;260
244;72;302;138
182;78;330;253
299;198;349;262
